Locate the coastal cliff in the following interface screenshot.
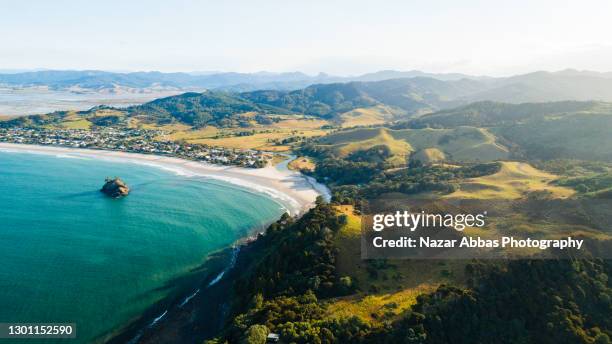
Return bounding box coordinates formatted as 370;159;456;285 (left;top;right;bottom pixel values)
101;177;130;198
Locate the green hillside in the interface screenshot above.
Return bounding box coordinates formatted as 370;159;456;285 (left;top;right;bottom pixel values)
239;78;500;120
406;101;612;161
241;83;379;118
0;106;131;129
354;77;479;113
463;70;612;103
410;100;611;128
337;105;399;128
316;126;509;164
493;113;612;161
446;161;575;199
410;148;446;164
205;192;612;344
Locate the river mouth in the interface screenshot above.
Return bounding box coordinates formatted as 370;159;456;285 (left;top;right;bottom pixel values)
0;151;285;343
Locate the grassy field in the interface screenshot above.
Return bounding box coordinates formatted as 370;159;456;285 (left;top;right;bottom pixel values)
145;116;332;151
329;205;467;324
269;117;328;130
160;126;219;141
465;210;612;243
326;285;435;323
334;128;413;165
327;170;589;324
287;156;316;172
389;127;509;161
337;105;396;128
446;161;575;199
59;116;92;129
410;147;446;164
187;130;319;151
39;108;128;130
318;126;509;165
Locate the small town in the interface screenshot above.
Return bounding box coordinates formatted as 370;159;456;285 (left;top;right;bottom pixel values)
0;127;270;168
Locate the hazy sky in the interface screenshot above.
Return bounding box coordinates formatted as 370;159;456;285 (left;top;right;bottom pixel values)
2;0;612;76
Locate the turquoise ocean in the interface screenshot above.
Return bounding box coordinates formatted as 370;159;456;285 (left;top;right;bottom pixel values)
0;150;285;343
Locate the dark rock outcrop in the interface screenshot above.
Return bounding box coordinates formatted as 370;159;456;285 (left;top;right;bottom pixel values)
101;177;130;198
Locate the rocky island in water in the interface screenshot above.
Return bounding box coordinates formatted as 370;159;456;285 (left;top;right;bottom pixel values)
101;177;130;198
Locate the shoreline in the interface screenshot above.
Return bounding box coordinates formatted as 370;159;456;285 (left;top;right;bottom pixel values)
112;227;274;344
0;142;330;343
105;244;241;344
0;142;330;216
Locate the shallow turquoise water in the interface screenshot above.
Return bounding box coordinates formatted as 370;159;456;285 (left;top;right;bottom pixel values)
0;151;284;343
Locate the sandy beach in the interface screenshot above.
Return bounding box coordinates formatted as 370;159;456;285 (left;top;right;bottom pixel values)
0;143;330;216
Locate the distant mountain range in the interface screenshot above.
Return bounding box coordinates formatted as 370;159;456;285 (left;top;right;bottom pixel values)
0;69;481;92
3;69;612;110
121;70;612;125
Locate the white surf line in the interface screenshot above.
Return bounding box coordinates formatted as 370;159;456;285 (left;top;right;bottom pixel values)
179;245;240;308
148;310;168;328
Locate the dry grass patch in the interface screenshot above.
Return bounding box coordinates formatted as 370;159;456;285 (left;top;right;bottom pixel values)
131;121;192;132
90;108;125;117
326;284;436;324
330;205;466;325
60;118;92;129
271;118;329;129
333;205;466;295
190;128;328;151
446;161;575;199
190;131;288;150
142;116;332;150
163;126;219;141
319;126;509;166
411;148;446;164
288;157;316;172
338;105;395;128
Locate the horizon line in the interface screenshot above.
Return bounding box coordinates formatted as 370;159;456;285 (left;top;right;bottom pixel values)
1;67;611;79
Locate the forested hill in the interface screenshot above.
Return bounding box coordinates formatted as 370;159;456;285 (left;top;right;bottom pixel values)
121;77;494;125
128;92;280;127
199;201;612;344
241;77;487;117
128;78;456;123
240;83;378;117
125;84;381;126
